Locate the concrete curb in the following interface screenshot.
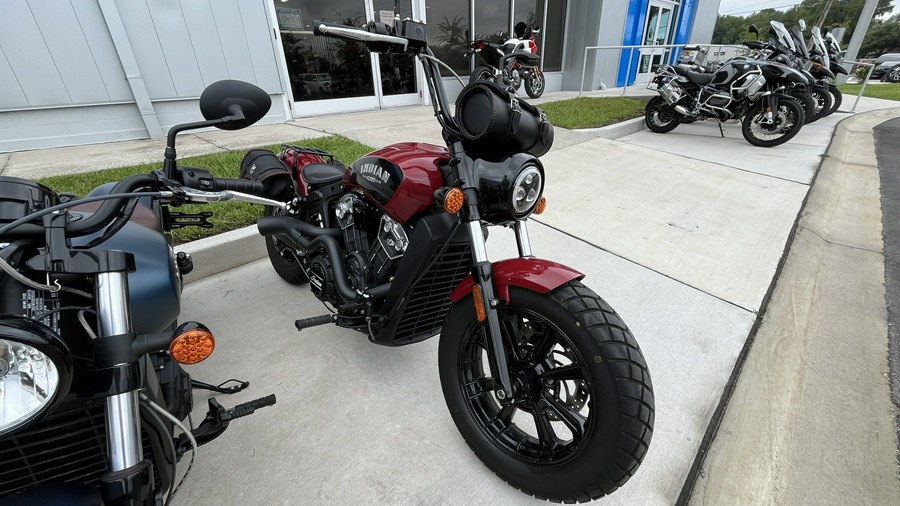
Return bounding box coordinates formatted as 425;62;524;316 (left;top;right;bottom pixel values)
178;225;266;284
679;106;900;505
575;116;646;139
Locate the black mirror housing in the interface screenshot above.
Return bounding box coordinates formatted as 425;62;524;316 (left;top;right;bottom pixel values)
199;80;272;131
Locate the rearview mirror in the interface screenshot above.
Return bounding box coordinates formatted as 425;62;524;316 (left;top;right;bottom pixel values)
199;80;271;131
749;24;759;40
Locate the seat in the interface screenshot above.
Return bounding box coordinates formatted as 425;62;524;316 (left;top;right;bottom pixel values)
301;163;344;186
673;65;714;85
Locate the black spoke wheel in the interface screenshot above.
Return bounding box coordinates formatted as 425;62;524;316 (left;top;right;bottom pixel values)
741;97;805;147
825;83;842;116
263;205;308;285
789;90;816;123
524;69;545;98
439;282;654;502
644;96;681;133
809;87;832;122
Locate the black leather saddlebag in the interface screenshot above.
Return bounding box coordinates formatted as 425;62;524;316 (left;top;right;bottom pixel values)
455;80;554;157
240;149;293;199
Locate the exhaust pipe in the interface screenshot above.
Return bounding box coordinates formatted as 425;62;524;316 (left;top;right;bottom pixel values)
674;105;691;116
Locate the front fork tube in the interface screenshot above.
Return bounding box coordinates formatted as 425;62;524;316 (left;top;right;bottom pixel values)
765;94;778;123
96;272;152;504
465;221;515;401
96;272;143;471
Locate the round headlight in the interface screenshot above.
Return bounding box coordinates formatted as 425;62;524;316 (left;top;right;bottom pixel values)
511;165;543;215
0;339;62;434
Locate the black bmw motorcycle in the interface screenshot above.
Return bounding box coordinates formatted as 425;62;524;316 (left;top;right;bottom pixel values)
0;80;279;505
645;53;808;147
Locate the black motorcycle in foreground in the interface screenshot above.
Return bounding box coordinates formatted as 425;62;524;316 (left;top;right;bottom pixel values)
250;16;654;502
645;52;808;147
0;80;279;505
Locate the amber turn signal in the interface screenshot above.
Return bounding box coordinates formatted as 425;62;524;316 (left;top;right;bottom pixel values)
443;188;465;214
472;284;486;322
534;196;547;215
170;328;216;364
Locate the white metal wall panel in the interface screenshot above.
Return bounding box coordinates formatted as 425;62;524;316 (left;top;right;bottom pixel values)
179;0;232;85
146;0;206;97
690;0;722;44
70;0;133;102
209;0;259;87
26;1;112;104
0;48;29;109
0;104;146;152
115;0;179;98
236;0;282;93
0;1;74;106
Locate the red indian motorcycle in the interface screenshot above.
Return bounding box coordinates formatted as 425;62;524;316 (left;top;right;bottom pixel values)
248;17;654;501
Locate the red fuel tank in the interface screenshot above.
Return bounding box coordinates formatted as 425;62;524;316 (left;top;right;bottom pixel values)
344;142;450;223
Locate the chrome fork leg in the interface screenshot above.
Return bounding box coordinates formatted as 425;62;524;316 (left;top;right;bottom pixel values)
465;221;515;400
96;272;143;471
513;220;533;258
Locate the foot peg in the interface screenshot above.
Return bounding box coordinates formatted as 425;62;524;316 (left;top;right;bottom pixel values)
295;314;336;331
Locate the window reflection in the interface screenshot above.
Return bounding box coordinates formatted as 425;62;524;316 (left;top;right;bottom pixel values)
426;0;470;76
276;0;374;101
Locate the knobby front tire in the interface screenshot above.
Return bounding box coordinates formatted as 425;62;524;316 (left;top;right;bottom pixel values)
438;281;654;502
263;206;308;285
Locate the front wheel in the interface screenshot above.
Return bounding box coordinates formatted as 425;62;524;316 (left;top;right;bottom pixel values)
263;206;308;285
741;97;805;147
789;90;816;123
524;69;545;98
438;282;654;502
825;83;842;116
644;96;681;133
809;87;832;122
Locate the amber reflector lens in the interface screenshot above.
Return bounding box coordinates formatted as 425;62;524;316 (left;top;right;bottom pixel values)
170;329;215;364
472;284;486;322
444;188;464;214
534;196;547;215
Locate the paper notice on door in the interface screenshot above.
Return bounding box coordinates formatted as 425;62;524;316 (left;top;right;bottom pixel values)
379;10;395;25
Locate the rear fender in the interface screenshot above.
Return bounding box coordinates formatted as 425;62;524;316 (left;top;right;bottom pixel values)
449;258;584;304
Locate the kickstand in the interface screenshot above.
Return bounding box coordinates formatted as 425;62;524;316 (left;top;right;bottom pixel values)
192;378;250;394
718;122;725;138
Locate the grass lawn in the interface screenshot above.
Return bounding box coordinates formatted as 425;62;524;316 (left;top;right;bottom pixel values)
38;136;374;244
837;83;900;101
539;97;648;129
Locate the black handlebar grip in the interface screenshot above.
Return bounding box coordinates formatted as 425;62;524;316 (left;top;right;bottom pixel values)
213;177;265;196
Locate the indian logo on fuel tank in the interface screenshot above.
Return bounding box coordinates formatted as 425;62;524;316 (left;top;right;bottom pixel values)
357;162;391;184
350;156;402;206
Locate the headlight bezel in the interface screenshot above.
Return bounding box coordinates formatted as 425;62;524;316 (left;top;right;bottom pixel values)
0;317;73;437
475;154;546;225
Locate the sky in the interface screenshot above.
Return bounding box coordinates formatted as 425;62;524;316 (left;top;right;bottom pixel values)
718;0;896;17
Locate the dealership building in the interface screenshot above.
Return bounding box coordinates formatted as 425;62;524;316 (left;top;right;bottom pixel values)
0;0;721;152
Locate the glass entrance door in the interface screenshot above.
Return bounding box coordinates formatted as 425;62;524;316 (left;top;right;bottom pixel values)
636;1;674;84
273;0;419;115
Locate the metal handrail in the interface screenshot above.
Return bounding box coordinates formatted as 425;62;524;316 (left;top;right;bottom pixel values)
841;60;875;112
578;43;746;96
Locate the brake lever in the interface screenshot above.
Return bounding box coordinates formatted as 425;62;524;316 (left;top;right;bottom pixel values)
180;187;289;209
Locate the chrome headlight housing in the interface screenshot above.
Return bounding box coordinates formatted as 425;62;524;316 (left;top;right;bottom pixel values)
0;317;72;437
476;154;545;224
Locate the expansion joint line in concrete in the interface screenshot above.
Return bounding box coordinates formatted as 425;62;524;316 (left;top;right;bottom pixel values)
532;218;757;314
798;224;884;256
191;135;230;152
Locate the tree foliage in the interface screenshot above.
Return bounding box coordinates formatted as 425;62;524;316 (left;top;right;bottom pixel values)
712;0;897;56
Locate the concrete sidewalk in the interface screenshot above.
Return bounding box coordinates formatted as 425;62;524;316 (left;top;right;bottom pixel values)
2;92;898;504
